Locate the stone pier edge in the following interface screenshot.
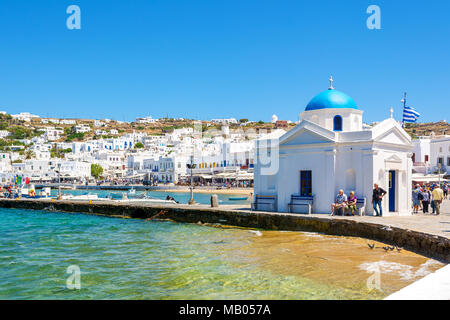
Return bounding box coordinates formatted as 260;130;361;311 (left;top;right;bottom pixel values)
0;199;449;263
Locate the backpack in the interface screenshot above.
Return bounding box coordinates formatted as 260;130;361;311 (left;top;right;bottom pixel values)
418;192;423;201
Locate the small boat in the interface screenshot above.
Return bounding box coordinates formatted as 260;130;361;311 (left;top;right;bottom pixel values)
59;193;99;201
228;197;248;201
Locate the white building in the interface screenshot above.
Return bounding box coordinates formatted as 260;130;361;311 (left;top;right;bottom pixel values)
11;159;90;182
11;112;40;122
254;80;413;216
136;116;157;124
0;130;11;138
94;120;106;127
41;127;64;141
74;125;92;133
211;118;238;125
60;119;77;125
430;135;450;174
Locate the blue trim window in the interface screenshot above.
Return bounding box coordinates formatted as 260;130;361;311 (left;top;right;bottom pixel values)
333;115;343;131
300;170;312;196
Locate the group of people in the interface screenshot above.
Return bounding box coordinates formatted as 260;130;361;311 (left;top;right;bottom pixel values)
330;184;387;217
412;182;447;215
0;185;19;199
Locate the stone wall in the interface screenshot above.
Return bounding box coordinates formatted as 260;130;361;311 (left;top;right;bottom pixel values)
1;199;449;263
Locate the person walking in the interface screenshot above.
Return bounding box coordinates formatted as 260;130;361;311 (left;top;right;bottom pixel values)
432;185;444;215
372;184;387;217
421;187;431;214
443;183;448;200
430;189;436;214
412;185;421;214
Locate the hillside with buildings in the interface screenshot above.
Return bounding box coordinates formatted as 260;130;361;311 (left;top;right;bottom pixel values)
404;121;450;139
0;111;292;186
0;110;448;186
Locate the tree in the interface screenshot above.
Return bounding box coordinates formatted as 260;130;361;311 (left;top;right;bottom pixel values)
91;164;104;180
134;142;145;149
24;149;35;160
239;118;248;123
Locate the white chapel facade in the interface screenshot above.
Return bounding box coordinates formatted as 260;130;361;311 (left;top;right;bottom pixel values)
254;78;413;216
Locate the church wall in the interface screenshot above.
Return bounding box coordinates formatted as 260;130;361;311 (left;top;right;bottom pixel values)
277;147;336;213
334;145;370;201
371;149;412;216
253;154;278;196
300;109;363;132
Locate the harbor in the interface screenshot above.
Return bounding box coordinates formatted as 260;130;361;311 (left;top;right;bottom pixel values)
0;198;448;299
1;0;450;304
1;198;449;263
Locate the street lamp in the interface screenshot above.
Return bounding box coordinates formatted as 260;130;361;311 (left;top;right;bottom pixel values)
186;155;196;205
55;164;62;200
438;163;442;187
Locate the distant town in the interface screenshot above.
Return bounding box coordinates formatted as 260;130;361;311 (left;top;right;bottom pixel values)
0;110;448;187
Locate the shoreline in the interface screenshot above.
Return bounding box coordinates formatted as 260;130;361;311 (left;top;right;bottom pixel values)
36;184;253;195
158;187;253;195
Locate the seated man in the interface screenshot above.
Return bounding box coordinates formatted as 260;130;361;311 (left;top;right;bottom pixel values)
346;191;357;216
331;189;347;216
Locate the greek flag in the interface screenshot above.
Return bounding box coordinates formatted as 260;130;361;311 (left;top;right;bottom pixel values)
402;105;420;123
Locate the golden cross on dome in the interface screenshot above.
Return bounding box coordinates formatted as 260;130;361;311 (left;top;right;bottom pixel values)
329;76;334;90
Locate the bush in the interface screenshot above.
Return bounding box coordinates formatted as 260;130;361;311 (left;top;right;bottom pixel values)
91;164;104;180
134;142;145;149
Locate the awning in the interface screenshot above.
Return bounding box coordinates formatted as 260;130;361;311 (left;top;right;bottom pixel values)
197;174;213;179
213;172;254;180
412;173;448;183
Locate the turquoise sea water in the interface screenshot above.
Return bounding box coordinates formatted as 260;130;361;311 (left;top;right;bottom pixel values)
0;208;441;300
48;189;250;205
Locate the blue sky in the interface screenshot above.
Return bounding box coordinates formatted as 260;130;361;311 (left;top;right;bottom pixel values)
0;0;449;123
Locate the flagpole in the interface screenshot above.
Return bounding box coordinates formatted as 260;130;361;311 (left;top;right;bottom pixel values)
401;92;407;128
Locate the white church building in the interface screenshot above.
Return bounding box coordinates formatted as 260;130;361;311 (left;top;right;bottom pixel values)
254;78;413;216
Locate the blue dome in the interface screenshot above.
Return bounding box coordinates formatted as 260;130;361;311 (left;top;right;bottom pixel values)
305;89;358;111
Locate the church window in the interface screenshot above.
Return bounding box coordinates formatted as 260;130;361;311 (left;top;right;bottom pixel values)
300;170;312;196
333;115;343;131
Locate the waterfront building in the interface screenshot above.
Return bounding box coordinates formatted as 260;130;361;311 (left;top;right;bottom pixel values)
93;151;127;178
254;79;414;216
10;159;91;183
